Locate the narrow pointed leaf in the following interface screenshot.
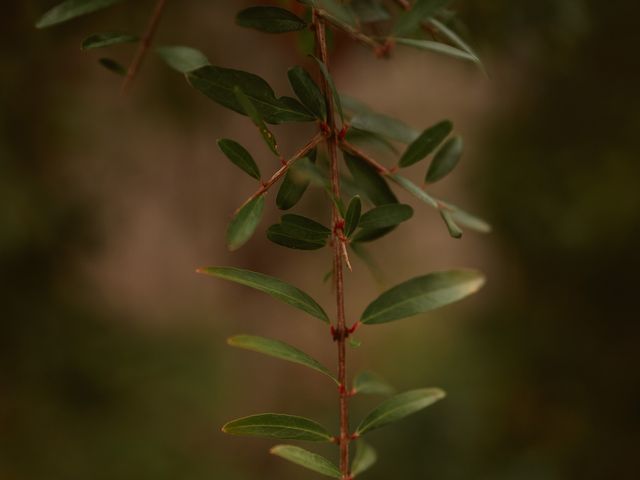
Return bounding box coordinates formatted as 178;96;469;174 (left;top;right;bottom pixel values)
393;0;450;37
344;153;397;206
236;6;307;33
271;445;341;478
223;414;333;442
356;388;446;435
156;46;210;73
226;196;265;251
198;266;329;322
358;204;413;230
353;371;395;396
36;0;126;29
350;112;419;144
217;139;261;180
447;204;491;233
399;120;453;168
228;335;337;383
268;225;326;250
395;38;479;65
281;214;331;242
428;18;483;68
344;196;362;237
311;56;344;124
388;174;438;208
81;31;138;50
440;210;463;239
234;86;279;156
361;270;485;324
98;58;126;76
426;136;463;183
187;65;314;124
288;66;327;120
276;150;316;210
351;440;377;476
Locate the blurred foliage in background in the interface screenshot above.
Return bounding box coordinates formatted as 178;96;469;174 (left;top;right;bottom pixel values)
1;1;639;479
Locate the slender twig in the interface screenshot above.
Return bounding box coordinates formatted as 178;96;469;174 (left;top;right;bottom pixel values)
232;133;324;216
316;9;380;51
121;0;167;94
339;140;392;175
313;11;351;479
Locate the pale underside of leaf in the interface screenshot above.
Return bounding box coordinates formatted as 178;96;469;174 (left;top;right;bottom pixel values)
271;445;341;478
223;413;333;442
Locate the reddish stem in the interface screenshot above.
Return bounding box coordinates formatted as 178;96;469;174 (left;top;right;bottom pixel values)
313;11;351;479
122;0;167;93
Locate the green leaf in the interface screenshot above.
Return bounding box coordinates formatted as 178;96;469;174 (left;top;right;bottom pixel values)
267;225;326;250
428;18;483;68
36;0;126;29
236;6;307;33
395;38;479;65
187;65;314;124
344;128;399;155
223;414;333;442
356;388;446;435
197;266;329;323
234;86;279;156
300;0;357;27
217;139;261;180
311;56;344;124
351;0;390;23
228;335;337;383
351;440;378;476
358;204;413;230
393;0;450;37
98;57;126;76
446;204;491;233
288;66;327;121
281;214;331;243
276;151;316;210
271;445;341;478
426;136;463;183
351;226;396;243
344;153;397;206
440;209;462;239
81;31;138;50
353;371;395;396
361;269;485;325
344;195;362;237
156;46;210;73
388;174;438;208
399;120;452;168
226;196;265;251
349;112;419;144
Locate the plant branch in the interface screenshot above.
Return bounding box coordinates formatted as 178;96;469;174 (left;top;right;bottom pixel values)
316;10;381;52
232;133;324;216
339;140;392;175
121;0;167;94
313;10;351;479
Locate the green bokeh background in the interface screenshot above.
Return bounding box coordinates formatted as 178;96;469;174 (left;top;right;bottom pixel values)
2;1;639;479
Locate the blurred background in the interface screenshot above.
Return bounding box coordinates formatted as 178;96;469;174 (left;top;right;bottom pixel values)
2;1;639;479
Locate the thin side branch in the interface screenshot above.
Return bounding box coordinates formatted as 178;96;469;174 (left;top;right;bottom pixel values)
121;0;167;94
316;10;380;51
339;140;392;175
232;133;324;216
